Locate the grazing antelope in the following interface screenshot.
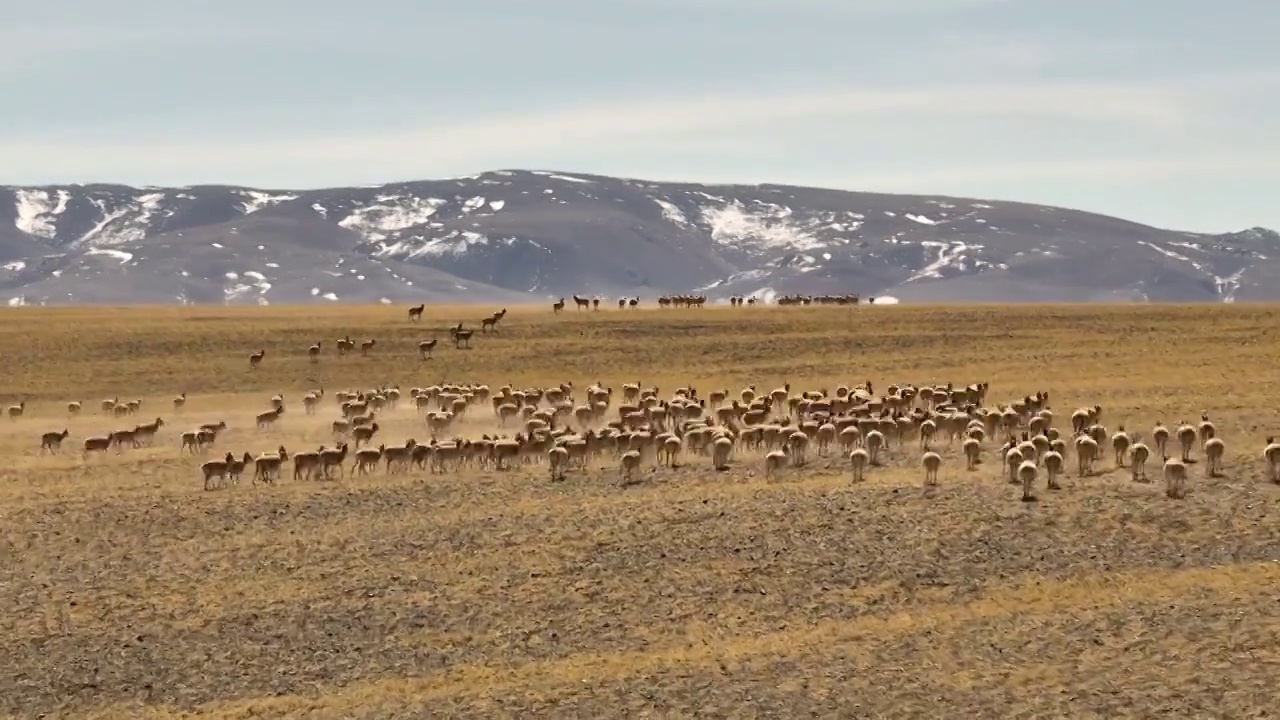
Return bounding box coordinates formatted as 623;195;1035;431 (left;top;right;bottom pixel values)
248;349;265;369
67;401;82;416
40;429;70;453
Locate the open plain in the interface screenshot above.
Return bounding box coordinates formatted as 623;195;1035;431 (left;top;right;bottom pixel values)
3;302;1280;719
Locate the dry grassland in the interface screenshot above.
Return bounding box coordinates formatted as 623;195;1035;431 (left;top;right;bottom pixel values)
3;303;1280;719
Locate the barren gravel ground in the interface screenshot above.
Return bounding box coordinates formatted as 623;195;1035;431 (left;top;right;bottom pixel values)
2;303;1280;719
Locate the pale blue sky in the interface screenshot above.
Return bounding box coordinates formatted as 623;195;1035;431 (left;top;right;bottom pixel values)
3;0;1277;233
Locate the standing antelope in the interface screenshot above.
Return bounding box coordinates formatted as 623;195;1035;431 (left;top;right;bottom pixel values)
249;350;265;369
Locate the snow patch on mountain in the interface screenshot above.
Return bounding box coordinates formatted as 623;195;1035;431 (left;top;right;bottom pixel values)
85;248;134;264
240;190;300;214
905;241;976;282
1214;268;1245;303
224;268;272;303
76;192;167;246
1138;240;1209;273
13;189;71;239
701;201;824;252
374;229;490;259
531;171;593;183
339;195;447;241
654;198;689;226
904;213;938;225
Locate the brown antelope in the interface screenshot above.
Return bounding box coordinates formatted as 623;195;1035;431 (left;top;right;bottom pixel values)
227;452;253;484
353;446;383;476
249;349;265;369
419;338;438;359
201;453;235;490
133;417;164;446
292;448;322;481
82;434;114;459
481;308;507;333
40;429;70;453
382;440;417;474
319;443;349;479
111;428;140;452
256;407;284;430
408;303;424;322
253;446;289;484
352;422;380;447
451;324;473;349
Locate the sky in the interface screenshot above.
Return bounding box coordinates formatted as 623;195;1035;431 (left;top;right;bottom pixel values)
2;0;1277;233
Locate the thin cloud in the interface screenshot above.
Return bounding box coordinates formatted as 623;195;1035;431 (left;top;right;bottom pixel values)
614;0;1022;11
0;23;265;64
799;154;1280;190
2;78;1207;186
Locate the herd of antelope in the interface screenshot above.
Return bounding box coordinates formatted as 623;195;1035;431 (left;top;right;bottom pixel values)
243;306;512;370
16;377;1280;498
549;293;875;312
240;299;885;370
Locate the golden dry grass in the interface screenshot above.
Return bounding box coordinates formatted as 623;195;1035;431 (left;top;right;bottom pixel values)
3;302;1280;718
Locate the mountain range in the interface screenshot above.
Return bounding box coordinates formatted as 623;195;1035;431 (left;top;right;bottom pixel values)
2;169;1276;306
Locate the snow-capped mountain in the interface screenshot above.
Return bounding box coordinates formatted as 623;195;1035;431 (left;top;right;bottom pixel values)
1;169;1277;306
